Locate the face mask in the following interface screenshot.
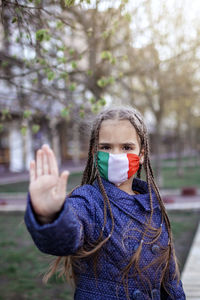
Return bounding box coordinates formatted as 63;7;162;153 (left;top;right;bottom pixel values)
96;151;140;186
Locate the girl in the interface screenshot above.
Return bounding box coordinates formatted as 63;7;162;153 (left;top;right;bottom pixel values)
25;106;186;300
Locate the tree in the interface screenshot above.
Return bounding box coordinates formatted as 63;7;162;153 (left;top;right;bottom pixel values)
117;0;200;184
0;0;132;125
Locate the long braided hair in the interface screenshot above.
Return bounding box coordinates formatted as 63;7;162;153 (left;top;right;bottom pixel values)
44;106;180;299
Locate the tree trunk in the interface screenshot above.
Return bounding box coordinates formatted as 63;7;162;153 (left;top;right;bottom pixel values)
176;117;184;176
153;123;163;188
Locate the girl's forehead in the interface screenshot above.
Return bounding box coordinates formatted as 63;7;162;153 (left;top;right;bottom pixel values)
99;119;140;142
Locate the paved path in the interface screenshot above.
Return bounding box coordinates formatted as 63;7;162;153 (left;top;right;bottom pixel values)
1;191;200;211
181;222;200;300
0;163;85;185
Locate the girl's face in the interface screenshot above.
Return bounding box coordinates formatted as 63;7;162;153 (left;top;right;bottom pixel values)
98;119;144;163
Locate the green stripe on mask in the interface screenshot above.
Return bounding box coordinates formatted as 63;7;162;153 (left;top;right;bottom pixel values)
97;151;109;180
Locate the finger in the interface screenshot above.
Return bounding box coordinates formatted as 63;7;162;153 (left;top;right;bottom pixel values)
43;150;49;175
41;144;51;175
36;149;43;177
30;160;36;182
48;148;59;176
57;171;70;197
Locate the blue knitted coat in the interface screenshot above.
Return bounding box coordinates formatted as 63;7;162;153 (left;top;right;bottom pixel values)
24;177;186;300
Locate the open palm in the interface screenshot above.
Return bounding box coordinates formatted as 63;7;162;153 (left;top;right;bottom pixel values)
29;144;69;219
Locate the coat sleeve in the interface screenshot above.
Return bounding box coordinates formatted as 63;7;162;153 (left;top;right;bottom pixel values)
161;249;186;300
24;185;96;256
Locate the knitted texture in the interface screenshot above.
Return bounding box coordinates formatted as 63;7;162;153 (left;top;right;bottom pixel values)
24;177;186;300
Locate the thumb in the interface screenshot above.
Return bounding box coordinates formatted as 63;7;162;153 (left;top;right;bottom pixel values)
58;170;70;197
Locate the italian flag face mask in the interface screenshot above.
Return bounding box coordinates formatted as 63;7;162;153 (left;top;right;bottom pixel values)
96;151;140;186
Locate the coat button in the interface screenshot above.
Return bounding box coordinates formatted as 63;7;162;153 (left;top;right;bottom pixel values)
132;289;143;300
151;288;160;299
151;244;160;254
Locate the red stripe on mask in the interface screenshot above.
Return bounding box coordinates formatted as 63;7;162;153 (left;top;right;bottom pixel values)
127;153;140;179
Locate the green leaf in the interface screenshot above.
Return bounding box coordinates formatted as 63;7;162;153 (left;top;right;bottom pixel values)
57;57;67;64
97;76;115;88
108;76;115;84
12;17;17;23
1;109;11;121
23;110;32;118
101;51;116;64
69;83;76;91
89;97;96;104
21;127;27;136
124;13;131;22
91;104;100;114
97;78;105;88
69;48;75;55
79;109;85;118
59;72;69;81
36;58;47;66
110;57;116;65
87;70;93;76
71;61;77;69
60;108;69;118
15;7;21;15
102;31;110;39
57;45;66;52
32;78;38;84
101;51;112;60
64;0;75;7
36;29;51;42
98;98;106;106
32;124;40;134
56;21;64;30
45;69;55;81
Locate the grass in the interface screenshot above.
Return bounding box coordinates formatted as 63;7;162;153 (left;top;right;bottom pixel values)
168;210;200;272
162;165;200;189
0;211;199;299
0;172;83;194
0;212;74;300
1;164;200;194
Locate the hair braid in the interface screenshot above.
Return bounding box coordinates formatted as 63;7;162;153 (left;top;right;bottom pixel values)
45;106;180;300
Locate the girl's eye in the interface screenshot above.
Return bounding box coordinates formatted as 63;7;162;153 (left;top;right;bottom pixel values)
123;145;132;151
99;145;111;150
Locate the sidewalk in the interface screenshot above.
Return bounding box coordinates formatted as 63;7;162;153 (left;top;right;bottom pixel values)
0;185;200;211
0;161;86;185
181;222;200;300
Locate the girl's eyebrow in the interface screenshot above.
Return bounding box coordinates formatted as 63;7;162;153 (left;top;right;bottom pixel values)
98;142;136;146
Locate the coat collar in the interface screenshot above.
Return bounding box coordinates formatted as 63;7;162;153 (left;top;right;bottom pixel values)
92;177;160;212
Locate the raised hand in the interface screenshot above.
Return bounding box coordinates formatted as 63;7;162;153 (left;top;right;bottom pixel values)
29;144;69;221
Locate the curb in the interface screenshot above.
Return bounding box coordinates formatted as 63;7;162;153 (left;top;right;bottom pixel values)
1;203;200;212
